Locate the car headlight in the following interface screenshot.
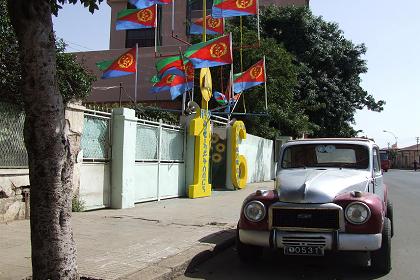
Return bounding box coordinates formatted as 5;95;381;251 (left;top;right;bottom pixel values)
345;202;371;224
244;201;266;222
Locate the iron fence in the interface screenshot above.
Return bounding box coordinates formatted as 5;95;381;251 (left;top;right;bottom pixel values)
81;109;112;161
0;103;28;167
135;118;184;162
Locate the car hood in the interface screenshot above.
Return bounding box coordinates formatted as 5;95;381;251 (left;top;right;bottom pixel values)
276;168;371;204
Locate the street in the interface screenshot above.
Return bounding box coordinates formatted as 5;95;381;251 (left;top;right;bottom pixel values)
177;169;420;280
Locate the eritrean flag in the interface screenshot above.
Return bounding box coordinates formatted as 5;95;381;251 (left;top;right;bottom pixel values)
96;48;137;79
151;74;193;99
156;55;185;77
189;15;224;35
213;90;227;105
170;75;193;100
184;34;233;69
211;0;257;18
233;59;265;93
129;0;171;9
116;7;157;30
151;74;174;93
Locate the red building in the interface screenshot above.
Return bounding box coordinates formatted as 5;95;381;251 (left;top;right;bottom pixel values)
77;0;309;107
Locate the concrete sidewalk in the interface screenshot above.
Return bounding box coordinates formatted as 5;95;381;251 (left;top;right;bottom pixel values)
0;181;274;280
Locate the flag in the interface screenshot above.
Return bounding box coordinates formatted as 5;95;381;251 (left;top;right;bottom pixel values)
170;75;194;100
184;34;233;68
233;59;265;93
129;0;171;9
156;55;186;77
211;0;257;18
151;74;174;93
189;15;224;35
151;74;193;99
96;48;137;79
116;7;156;30
213;90;228;105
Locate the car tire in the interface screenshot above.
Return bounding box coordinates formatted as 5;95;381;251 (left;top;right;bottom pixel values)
370;217;391;274
236;226;263;262
386;199;394;237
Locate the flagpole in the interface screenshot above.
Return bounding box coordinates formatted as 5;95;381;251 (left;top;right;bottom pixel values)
179;47;188;115
239;16;246;113
263;56;268;111
202;0;207;42
257;0;261;42
134;43;138;105
155;4;158;55
171;0;175;33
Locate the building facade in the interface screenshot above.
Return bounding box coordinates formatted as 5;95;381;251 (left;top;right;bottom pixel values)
393;144;420;169
78;0;309;106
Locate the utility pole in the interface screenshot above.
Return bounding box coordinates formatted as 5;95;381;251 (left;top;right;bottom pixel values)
416;136;419;162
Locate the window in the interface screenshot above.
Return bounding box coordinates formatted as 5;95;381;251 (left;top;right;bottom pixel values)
373;148;381;173
187;0;213;29
189;0;213;12
126;3;162;48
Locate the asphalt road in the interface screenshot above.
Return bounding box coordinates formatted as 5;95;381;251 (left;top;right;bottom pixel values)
177;169;420;280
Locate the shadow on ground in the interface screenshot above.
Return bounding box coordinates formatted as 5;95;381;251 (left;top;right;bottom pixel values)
183;246;389;280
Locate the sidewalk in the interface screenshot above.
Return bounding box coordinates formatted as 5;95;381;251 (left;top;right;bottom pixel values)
0;181;274;280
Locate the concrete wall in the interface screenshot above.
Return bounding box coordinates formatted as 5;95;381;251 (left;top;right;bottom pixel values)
239;134;275;183
79;163;111;210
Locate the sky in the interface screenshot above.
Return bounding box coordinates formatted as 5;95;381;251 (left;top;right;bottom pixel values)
52;0;420;149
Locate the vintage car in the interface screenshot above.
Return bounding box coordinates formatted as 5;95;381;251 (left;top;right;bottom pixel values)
236;138;394;273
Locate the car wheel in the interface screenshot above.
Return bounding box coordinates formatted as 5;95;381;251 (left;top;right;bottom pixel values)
370;217;391;274
236;226;263;262
386;199;394;237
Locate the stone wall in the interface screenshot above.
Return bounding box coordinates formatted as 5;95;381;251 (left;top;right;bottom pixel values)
0;169;30;223
0;103;85;223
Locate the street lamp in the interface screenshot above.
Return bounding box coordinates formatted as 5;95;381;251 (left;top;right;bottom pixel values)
383;130;398;148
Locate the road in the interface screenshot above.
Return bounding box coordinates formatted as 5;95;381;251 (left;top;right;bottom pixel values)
177;169;420;280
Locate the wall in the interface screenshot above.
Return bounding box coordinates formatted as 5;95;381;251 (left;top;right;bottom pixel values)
0;104;84;223
239;134;275;183
79;163;111;210
0;169;29;223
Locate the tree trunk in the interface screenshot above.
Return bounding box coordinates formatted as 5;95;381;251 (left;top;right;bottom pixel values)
7;1;78;279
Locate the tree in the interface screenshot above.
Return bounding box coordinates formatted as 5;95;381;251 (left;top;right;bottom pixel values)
226;24;313;138
260;6;385;137
6;0;101;278
0;4;96;107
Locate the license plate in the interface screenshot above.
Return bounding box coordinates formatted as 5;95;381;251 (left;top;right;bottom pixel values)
284;246;324;256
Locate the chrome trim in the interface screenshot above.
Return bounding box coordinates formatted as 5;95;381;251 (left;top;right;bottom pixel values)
344;201;371;225
244;200;266;222
268;202;345;232
239;229;382;251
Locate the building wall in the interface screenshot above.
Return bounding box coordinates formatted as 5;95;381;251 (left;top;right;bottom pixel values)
239;134;275;183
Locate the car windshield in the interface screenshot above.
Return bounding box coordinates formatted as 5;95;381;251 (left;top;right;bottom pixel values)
281;144;369;169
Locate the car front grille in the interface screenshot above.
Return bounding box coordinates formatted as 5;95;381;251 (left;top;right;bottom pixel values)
271;207;340;231
281;236;327;247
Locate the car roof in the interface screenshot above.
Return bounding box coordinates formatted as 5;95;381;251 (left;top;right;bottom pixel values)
284;138;377;148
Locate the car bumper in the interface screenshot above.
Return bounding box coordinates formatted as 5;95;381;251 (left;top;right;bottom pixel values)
239;229;382;251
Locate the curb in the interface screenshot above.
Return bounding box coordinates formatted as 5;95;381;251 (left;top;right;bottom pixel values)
118;229;236;280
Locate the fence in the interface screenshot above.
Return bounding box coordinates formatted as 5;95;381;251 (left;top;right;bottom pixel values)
0;103;27;168
81;108;112;161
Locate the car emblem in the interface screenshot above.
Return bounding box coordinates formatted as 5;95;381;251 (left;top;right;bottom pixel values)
297;213;312;219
